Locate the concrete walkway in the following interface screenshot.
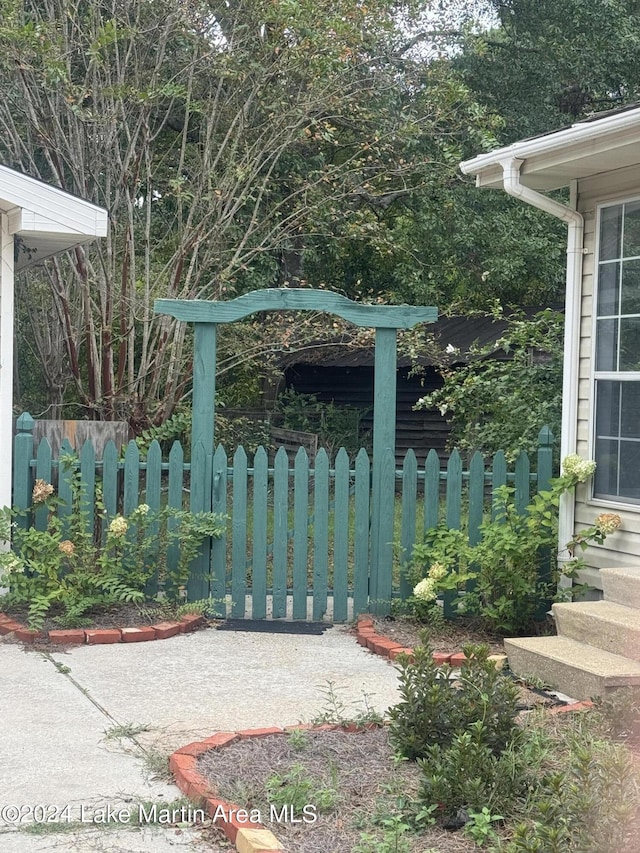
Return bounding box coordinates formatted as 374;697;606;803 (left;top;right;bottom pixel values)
0;625;401;851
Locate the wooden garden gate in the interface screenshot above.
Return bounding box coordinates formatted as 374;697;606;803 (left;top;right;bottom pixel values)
154;290;437;617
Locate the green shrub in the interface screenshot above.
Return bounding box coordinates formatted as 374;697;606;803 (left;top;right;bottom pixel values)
409;458;622;634
0;464;225;629
491;728;637;853
389;642;520;763
420;725;528;821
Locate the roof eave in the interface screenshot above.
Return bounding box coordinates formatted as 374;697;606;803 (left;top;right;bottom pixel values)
460;106;640;191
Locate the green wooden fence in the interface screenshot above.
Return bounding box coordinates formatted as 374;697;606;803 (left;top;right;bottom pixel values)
12;413;555;621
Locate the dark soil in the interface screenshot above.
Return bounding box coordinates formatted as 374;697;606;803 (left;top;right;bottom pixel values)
197;727;478;853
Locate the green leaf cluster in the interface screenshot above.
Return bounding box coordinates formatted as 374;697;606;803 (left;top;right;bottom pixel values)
0;464;225;629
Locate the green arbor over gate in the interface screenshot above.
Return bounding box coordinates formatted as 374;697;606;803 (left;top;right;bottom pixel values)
154;289;437;612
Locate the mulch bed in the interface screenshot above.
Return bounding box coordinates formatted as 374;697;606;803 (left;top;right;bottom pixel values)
372;614;506;655
197;727;478;853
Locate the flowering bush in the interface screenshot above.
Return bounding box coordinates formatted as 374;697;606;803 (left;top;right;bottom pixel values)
408;455;619;634
0;468;226;629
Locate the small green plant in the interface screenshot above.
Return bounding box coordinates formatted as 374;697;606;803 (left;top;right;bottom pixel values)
103;722;151;741
0;463;226;629
352;815;412;853
311;681;385;727
464;806;503;846
265;763;338;813
491;725;637;853
287;727;310;750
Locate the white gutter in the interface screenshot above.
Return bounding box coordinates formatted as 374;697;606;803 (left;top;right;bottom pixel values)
462;106;640;178
500;158;584;577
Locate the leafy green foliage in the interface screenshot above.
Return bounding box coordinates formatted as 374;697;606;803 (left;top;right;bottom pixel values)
408;458;617;634
265;763;338;813
417;309;564;462
388;639;638;845
491;724;637;853
135;406;270;458
276;388;370;456
389;642;520;764
0;465;225;629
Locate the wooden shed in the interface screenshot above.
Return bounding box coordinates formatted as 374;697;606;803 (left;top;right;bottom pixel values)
281;314;514;466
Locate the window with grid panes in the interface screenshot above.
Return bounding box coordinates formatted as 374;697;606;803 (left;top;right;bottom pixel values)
594;200;640;502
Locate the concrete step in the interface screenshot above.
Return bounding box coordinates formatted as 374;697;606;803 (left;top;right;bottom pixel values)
553;600;640;661
504;635;640;700
601;566;640;609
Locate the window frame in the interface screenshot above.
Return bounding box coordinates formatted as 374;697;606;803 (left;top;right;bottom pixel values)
590;196;640;509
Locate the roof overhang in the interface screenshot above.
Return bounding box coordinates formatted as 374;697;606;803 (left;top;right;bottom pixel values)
0;164;108;271
460;106;640;191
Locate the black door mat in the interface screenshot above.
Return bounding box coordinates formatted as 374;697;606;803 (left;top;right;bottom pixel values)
215;619;332;635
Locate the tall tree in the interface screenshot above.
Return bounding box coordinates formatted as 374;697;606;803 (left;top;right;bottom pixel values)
1;0;499;424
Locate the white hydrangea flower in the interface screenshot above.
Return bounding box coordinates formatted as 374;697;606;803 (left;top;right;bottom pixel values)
428;561;447;581
109;516;128;537
136;503;150;515
562;454;597;482
413;577;437;602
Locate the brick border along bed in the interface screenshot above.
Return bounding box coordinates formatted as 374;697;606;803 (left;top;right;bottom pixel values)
170;723;379;853
0;611;206;645
354;614;508;669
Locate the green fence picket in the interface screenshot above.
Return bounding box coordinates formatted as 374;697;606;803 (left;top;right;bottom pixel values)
167;441;184;583
34;438;53;531
123;441;140;516
13;412;35;529
252;446;269;620
424;448;440;532
102;440;119;521
468;451;485;547
514;450;530;516
333;448;350;622
292;447;309;620
211;444;228;616
400;449;418;600
272;447;289;619
491;450;507;519
231;446;248;618
374;447;396;615
57;438;74;539
312;448;329;621
443;449;462;618
143;440;162;596
79;440;96;536
353;448;370;618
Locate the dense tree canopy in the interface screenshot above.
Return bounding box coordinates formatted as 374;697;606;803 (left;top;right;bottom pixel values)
1;0;497;423
4;0;638;426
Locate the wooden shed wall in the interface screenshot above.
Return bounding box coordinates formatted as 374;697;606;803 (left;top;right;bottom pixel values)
284;364;450;466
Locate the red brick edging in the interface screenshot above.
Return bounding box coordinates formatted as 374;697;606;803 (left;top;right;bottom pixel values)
354;614;463;667
0;612;206;645
170;722;378;850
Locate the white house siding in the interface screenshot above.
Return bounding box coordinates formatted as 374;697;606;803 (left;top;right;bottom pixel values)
0;213;14;513
573;165;640;587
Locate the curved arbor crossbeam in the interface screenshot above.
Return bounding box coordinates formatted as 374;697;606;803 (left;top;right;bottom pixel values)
154;289;438;614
